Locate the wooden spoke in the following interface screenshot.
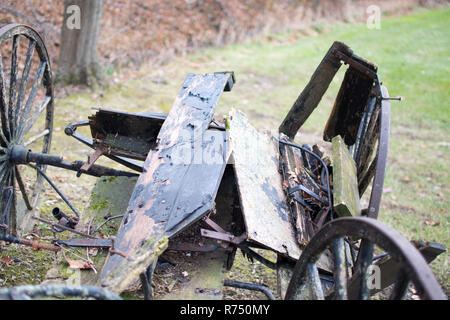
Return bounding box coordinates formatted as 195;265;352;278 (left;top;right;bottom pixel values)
7;170;17;235
307;263;324;300
16;61;46;140
332;237;348;299
0;51;10;141
389;267;410;300
21;95;51;138
23;128;50;147
14;40;36;130
14;166;32;211
0;163;9;181
8;35;19;136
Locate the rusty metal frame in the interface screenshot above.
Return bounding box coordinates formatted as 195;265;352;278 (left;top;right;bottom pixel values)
366;84;390;219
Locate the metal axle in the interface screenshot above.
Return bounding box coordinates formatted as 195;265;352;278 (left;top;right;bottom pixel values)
8;145;137;178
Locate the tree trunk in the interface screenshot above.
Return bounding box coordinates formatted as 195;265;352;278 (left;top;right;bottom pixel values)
57;0;103;85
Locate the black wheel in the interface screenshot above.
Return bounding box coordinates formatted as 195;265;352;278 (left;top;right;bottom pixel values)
0;24;54;235
285;217;446;300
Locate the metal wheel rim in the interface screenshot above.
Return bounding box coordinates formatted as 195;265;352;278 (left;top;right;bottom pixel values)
0;24;54;235
285;217;446;300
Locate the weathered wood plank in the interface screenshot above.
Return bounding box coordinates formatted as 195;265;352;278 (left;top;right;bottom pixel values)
279;41;351;139
331;135;361;217
323;66;375;146
98;73;233;292
229;110;301;260
89;109;166;160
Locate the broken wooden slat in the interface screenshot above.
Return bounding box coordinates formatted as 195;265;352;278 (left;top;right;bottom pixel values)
358;153;378;196
279;41;352;139
331;135;361;217
98;72;233;293
229;110;301;260
356;106;381;178
279;136;309;245
88;108;226;162
89;108;166;160
323;66;375;146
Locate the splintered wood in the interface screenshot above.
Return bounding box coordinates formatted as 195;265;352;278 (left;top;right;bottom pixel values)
228;110;301;260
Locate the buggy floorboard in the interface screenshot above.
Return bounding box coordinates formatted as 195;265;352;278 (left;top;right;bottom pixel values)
229;110;301;260
98;72;233;292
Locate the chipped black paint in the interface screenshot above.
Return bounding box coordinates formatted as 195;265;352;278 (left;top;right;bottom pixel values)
99;73;233;283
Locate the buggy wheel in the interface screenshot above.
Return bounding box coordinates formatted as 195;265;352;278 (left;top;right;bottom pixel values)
0;24;54;235
285;217;446;300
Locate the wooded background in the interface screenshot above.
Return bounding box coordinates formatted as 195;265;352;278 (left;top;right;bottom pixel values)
1;0;444;74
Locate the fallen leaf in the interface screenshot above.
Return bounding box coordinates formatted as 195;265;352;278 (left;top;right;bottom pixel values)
0;256;14;266
383;187;393;193
424;220;440;226
63;251;93;270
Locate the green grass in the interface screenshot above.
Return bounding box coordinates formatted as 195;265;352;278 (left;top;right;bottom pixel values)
9;7;448;296
179;8;450;289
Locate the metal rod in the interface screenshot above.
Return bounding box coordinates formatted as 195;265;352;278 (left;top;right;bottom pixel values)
92;214;124;234
26;151;137;177
0;233;60;252
31;216;97;239
239;246;277;269
28;163;81;217
289;184;329;206
278;139;333;218
66;131;144;173
223;280;275;300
